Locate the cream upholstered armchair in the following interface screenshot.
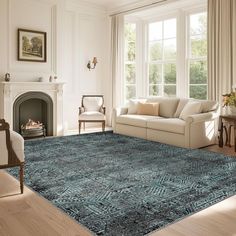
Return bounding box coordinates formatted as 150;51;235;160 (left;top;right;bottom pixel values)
0;119;25;193
78;95;106;134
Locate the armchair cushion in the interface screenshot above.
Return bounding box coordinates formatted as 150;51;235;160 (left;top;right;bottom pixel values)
0;130;24;165
0;132;8;165
79;111;105;121
83;97;103;112
10;130;25;162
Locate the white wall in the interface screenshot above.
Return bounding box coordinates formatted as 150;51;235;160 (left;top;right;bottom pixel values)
0;0;111;132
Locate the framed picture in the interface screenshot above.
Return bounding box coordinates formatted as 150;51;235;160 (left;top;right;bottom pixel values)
18;28;47;62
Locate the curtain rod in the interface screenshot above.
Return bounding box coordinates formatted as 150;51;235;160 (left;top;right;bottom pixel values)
109;0;169;17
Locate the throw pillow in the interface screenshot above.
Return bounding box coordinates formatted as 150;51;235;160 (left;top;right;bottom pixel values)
127;99;139;114
127;99;146;114
179;102;202;120
174;98;189;118
137;102;159;116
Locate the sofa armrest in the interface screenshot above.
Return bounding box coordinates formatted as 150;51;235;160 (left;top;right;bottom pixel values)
186;111;219;124
112;107;128;130
113;107;128;116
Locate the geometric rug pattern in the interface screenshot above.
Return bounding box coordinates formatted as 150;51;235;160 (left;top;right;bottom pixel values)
8;132;236;235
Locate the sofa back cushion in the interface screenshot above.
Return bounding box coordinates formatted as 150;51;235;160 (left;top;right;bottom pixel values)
146;97;179;118
137;102;159;116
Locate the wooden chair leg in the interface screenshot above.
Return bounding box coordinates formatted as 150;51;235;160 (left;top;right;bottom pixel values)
228;125;233;147
102;121;105;132
79;121;81;134
20;163;24;194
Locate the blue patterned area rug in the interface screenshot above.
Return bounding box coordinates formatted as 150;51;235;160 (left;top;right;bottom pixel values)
9;132;236;235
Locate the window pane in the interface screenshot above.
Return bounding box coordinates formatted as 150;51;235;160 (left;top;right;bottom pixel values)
125;41;136;61
149;64;162;84
149;85;161;96
190;61;207;84
125;64;136;84
191;36;207;57
164;85;176;96
189;85;207;99
126;85;136;99
190;12;207;36
149;41;162;61
164;39;176;59
124;23;136;41
164;19;176;39
164;63;176;84
149;22;162;41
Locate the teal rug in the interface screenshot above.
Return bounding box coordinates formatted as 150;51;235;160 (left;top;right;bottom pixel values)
9;132;236;235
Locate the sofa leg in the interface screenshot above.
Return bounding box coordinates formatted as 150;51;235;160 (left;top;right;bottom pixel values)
102;121;105;132
20;163;24;194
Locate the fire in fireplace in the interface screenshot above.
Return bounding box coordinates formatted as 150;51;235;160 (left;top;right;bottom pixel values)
21;119;46;139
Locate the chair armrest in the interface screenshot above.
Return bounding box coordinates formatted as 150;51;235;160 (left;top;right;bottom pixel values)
100;107;106;114
79;107;85;115
186;111;219;124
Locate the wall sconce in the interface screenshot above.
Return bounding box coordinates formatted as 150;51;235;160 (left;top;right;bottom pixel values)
87;57;98;71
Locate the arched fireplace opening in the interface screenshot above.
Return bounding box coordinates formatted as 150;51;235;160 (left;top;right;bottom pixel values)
13;92;53;138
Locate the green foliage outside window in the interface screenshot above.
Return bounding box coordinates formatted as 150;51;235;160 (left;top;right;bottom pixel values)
125;64;136;84
190;61;207;84
164;64;176;84
190;85;207;99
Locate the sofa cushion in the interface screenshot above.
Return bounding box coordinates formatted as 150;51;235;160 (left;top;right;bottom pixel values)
146;97;179;118
116;115;163;128
179;102;202;120
174;98;189;117
147;118;186;134
137;102;159;116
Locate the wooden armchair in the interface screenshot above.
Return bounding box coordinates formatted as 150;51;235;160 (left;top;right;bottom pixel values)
78;95;106;134
0;119;25;193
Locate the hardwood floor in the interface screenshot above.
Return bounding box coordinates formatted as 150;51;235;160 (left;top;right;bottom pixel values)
0;142;235;236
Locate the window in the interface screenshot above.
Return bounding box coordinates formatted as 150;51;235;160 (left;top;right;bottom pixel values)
188;12;207;99
124;23;136;102
122;4;207;104
148;18;177;97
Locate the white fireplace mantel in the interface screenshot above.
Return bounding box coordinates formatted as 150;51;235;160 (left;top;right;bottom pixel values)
0;81;65;136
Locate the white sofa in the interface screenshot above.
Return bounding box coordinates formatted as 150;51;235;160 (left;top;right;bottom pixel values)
112;97;219;148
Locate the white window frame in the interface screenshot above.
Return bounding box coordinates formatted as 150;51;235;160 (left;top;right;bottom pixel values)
122;1;207;105
186;7;208;99
146;13;178;97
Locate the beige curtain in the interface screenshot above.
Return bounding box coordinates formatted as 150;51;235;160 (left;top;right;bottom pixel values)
110;15;124;108
208;0;236;102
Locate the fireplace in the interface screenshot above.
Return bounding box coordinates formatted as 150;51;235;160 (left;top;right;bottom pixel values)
0;81;64;136
13;92;53;137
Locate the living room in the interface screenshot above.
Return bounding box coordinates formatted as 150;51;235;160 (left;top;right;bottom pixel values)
0;0;236;235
